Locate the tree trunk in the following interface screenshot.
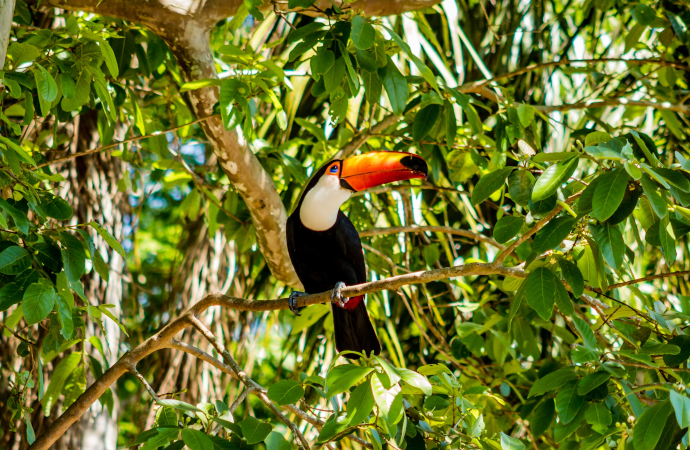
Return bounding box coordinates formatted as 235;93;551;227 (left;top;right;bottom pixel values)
28;0;441;288
0;0;16;85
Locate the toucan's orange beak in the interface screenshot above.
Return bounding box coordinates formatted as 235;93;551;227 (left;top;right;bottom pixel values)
340;152;428;192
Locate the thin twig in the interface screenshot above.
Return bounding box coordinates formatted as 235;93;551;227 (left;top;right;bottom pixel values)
38;115;217;168
359;225;506;250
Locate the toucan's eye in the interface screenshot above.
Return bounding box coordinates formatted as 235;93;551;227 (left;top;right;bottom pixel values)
329;165;339;174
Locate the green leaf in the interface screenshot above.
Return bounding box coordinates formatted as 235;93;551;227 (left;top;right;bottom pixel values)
311;49;334;75
60;69;92;112
493;216;524;244
585;403;612;434
156;398;202;412
528;368;578;398
98;40;119;78
670;390;690;429
446;88;482;134
56;272;75;308
317;412;351;443
471;168;514;205
663;335;690;367
0;271;39;311
660;110;685;139
652;168;690;192
265;431;292;450
0;198;29;234
577;372;610;395
592;168;629;221
555;381;585;424
23;279;57;325
346;379;376;425
513;318;540;359
371;372;403;431
584;131;612;147
532;216;576;253
595;224;625;269
500;432;525;450
0;246;31;275
531;398;555;437
412;104;441;142
56;294;73;339
25;411;35;444
632;4;657;26
34;64;58;102
324;57;346;94
326;364;374;398
524;267;558;321
640;174;667;219
351;16;375;50
573;317;599;351
559;259;584;298
181;429;214;450
362;70;382;105
508;170;535;206
89;221;126;257
60;232;86;286
517;104;534;128
239;417;272;445
382;60;409;116
41;194;73;220
10;42;39;66
267;380;304;406
554;278;574;316
140;428;180;450
397;367;432;396
42;352;81;411
633;400;673;450
531;156;579;202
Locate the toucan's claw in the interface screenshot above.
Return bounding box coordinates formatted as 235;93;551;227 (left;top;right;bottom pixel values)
289;291;307;316
331;282;347;308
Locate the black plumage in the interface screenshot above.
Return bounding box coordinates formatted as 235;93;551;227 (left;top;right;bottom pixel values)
286;163;381;359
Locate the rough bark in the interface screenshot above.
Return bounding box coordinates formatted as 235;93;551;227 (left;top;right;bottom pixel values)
29;0;441;288
0;0;16;84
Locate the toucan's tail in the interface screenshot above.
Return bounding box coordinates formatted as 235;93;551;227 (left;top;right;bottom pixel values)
332;301;381;359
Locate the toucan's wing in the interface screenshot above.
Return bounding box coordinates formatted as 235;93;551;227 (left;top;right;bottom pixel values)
335;211;367;285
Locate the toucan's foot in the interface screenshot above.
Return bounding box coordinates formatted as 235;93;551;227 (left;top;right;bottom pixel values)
331;282;348;308
289;291;307;316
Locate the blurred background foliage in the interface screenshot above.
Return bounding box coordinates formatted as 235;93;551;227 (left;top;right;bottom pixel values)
2;0;690;449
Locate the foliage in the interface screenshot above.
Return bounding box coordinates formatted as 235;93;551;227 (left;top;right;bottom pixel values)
2;0;690;449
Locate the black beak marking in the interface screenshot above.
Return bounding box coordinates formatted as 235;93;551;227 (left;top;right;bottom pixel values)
340;178;355;191
400;155;428;179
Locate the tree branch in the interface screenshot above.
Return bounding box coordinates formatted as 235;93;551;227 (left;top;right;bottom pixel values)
534;98;689;114
38;115;217;168
0;0;17;88
359;225;506;250
607;270;690;290
28;260;522;450
332;113;400;160
494;192;580;264
188;316;312;450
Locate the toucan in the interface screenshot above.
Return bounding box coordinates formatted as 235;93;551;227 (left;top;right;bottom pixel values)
286;151;428;359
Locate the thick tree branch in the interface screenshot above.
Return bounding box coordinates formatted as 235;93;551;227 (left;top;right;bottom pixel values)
0;0;16;86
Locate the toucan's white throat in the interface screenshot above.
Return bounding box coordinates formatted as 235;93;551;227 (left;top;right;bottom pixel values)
300;174;352;231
